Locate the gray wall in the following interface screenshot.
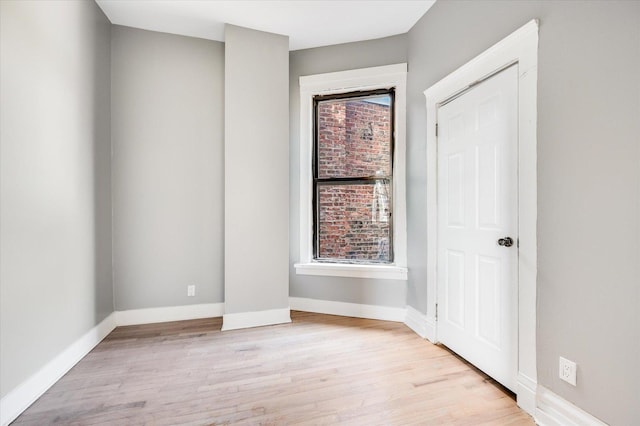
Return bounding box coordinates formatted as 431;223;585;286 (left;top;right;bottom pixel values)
407;1;640;424
224;25;290;314
289;35;408;308
111;26;224;310
0;0;112;397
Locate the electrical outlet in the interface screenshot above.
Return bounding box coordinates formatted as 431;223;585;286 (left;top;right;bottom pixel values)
559;356;577;386
187;285;196;297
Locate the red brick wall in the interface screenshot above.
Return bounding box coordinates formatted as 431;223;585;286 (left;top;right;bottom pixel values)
316;98;392;262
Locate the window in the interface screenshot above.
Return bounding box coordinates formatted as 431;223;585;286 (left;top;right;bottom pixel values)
295;64;407;280
314;90;395;263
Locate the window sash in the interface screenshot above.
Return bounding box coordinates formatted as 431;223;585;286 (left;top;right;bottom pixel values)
312;89;395;264
314;179;394;264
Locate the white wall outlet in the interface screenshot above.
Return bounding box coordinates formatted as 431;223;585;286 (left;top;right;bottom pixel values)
187;285;196;297
559;356;577;386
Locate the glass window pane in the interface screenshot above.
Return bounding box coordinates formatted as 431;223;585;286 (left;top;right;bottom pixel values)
317;95;392;179
317;182;391;262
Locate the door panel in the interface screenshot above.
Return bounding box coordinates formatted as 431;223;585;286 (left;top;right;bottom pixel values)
445;249;465;328
476;254;500;348
437;65;518;391
477;145;499;229
447;154;465;227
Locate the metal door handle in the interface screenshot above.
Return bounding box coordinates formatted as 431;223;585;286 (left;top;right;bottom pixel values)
497;237;514;247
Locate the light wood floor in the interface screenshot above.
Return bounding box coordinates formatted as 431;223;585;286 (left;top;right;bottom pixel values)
14;311;534;425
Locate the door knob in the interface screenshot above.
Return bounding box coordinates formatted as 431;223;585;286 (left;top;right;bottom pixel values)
497;237;514;247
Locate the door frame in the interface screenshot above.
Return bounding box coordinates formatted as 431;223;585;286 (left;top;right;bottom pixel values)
423;20;539;415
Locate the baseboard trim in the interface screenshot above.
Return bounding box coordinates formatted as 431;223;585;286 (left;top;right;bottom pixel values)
115;303;224;326
535;386;607;426
289;297;406;322
404;305;437;342
11;304;607;426
516;372;537;416
0;313;116;426
222;307;291;331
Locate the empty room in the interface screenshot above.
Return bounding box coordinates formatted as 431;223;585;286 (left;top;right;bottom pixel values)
1;0;638;425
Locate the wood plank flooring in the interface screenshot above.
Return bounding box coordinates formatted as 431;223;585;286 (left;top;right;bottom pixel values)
13;311;534;425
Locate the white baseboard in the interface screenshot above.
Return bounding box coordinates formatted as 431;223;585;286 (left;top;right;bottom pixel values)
404;305;437;342
289;297;406;322
516;372;537;416
115;303;224;326
222;307;291;331
0;313;116;426
535;386;607;426
1;302;607;426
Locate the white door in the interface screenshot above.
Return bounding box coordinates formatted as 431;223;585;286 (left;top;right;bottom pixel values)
437;65;518;391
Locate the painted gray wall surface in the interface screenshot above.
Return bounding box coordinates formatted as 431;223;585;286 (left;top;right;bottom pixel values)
224;25;289;314
289;35;408;308
111;26;224;310
408;1;640;424
0;0;112;397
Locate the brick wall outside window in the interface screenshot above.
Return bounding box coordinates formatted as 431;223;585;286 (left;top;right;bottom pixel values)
316;97;392;261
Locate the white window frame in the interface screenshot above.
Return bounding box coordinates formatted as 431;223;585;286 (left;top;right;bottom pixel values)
294;64;408;280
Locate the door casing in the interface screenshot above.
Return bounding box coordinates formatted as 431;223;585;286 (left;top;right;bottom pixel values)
423;19;539;415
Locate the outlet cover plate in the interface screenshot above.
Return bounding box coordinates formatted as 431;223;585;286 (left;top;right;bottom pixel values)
559;356;577;386
187;285;196;297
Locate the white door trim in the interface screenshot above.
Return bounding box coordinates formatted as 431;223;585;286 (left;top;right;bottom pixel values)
423;19;538;415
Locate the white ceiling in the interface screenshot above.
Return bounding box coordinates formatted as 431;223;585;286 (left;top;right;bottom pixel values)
95;1;436;51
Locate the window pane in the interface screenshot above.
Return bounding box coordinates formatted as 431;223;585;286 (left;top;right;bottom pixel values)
317;182;391;262
317;95;392;179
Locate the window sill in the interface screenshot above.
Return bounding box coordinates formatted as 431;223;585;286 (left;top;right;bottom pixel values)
294;262;408;281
